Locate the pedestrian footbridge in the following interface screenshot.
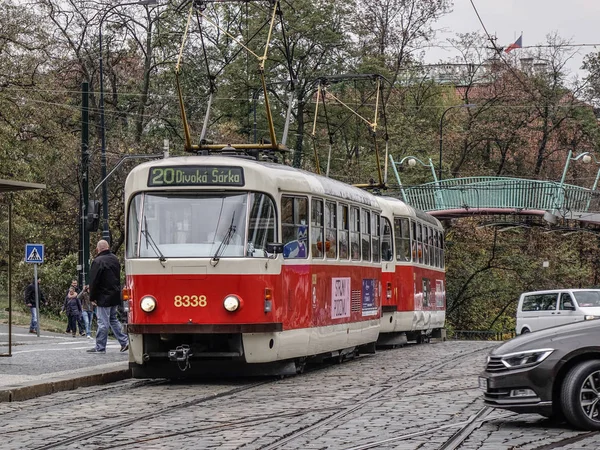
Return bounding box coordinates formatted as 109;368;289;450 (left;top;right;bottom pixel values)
395;177;600;226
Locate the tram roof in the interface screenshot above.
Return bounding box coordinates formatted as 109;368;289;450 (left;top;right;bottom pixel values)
0;179;46;194
126;155;380;207
378;196;443;228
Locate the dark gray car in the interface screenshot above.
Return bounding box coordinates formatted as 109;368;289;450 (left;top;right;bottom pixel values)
479;319;600;430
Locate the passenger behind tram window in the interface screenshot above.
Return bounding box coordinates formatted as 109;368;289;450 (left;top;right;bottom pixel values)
317;240;332;255
381;241;392;261
326;237;336;258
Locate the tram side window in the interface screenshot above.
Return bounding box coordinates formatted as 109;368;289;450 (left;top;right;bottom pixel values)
350;207;360;260
436;230;442;268
311;198;324;258
440;232;445;269
281;196;308;259
361;209;371;261
126;195;142;258
325;201;337;259
411;221;417;262
434;230;439;268
339;204;349;260
372;213;380;262
418;223;424;264
247;193;276;258
394;218;410;262
423;226;429;266
427;226;433;266
381;217;393;261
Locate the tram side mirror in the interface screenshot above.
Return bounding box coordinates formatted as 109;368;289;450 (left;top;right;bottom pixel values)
266;243;284;254
86;200;100;232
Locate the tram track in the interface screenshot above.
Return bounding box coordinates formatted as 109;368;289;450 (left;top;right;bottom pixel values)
11;343;497;450
257;345;495;450
32;380;273;450
92;405;345;449
0;378;167;420
526;431;600;450
342;408;516;450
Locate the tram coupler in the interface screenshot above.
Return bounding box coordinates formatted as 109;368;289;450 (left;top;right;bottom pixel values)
168;345;193;371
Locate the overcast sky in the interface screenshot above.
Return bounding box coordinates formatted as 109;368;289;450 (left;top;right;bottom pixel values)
429;0;600;78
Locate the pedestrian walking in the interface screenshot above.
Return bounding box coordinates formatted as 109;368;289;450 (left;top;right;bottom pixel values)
87;240;129;354
78;285;94;339
62;287;82;337
24;278;46;334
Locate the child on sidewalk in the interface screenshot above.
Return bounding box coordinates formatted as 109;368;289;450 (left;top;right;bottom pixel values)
62;287;82;337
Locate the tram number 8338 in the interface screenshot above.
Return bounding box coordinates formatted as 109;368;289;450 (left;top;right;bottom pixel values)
174;295;208;308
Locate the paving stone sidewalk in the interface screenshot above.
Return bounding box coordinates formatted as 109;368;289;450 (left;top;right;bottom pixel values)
0;324;129;401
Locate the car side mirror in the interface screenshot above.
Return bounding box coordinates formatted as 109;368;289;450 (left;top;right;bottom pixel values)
266;242;284;254
563;301;576;310
86;200;100;232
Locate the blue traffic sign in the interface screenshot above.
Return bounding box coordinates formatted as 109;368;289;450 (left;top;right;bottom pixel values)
25;244;44;264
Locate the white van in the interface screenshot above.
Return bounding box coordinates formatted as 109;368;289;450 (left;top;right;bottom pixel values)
516;289;600;334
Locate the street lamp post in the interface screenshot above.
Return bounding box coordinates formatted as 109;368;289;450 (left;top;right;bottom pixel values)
389;154;444;209
556;150;600;213
558;150;593;189
438;104;476;181
98;0;157;244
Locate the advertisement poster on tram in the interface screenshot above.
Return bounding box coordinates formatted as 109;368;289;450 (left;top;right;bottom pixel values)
362;279;378;316
331;277;351;319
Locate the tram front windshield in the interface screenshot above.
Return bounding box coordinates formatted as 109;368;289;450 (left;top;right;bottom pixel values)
127;192;276;258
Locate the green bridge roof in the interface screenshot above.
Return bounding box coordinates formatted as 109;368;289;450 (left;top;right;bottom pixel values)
394;177;600;224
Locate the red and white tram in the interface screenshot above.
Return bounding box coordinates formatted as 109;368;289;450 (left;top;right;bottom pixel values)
124;155;385;377
377;197;446;346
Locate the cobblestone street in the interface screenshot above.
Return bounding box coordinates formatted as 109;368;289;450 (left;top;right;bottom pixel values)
0;341;597;449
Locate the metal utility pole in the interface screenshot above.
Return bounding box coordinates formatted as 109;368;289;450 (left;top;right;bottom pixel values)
80;82;90;286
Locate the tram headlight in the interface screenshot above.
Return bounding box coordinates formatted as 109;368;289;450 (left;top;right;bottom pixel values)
140;296;157;313
223;295;241;312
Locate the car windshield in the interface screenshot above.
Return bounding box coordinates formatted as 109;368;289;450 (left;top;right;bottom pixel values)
126;192;276;258
573;291;600;307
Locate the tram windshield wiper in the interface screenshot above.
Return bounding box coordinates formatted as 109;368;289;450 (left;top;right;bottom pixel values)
211;212;236;266
143;216;167;265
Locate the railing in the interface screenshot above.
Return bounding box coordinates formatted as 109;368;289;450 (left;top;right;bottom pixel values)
399;177;600;214
448;329;516;341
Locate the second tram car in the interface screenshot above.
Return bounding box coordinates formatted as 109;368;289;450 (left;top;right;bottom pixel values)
377;197;446;346
124;156;384;377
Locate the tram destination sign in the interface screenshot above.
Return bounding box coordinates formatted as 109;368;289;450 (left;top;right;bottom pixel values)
148;165;245;187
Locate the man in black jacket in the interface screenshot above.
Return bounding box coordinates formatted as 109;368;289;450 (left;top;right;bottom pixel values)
86;240;129;353
24;278;46;333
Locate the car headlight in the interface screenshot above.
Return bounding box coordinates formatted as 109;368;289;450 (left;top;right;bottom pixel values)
223;295;241;312
500;348;554;369
585;315;600;320
140;296;157;313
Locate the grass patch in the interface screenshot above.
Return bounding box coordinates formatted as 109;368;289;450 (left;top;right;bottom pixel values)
0;296;68;334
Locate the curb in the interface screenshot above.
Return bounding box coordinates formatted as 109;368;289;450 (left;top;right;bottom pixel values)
0;368;131;403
